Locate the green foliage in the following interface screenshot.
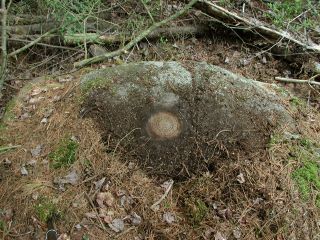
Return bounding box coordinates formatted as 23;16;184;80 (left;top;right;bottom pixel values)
290;96;305;107
293;161;320;205
186;198;208;225
35;199;58;222
219;0;232;6
299;138;313;149
49;137;79;169
267;0;320;31
82;234;90;240
290;140;320;207
0;219;5;231
10;0;42;15
43;0;102;34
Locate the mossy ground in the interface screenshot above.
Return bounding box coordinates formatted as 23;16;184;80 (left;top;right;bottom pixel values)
291;141;320;207
49;137;79;169
34;198;60;222
269;128;320;209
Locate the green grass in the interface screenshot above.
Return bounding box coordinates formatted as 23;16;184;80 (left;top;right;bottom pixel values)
290;140;320;207
82;234;90;240
0;219;5;231
270;132;319;207
34;199;59;222
0;145;20;155
293;160;320;207
267;0;320;32
49;137;79;169
289;96;305;107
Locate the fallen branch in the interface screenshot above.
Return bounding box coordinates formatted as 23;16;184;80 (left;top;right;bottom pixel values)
66;24;208;45
150;179;174;211
194;0;320;53
6;24;208;47
75;0;199;68
275;75;320;86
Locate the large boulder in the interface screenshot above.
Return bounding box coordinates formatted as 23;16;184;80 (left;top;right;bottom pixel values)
80;61;295;177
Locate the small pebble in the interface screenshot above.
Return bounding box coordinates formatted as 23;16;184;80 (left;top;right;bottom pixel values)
21;166;28;176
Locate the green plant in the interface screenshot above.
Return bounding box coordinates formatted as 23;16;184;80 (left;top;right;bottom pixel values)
186;198;208;225
49;137;79;169
293;161;320;198
267;0;320;31
299;138;313;149
290;96;305;107
43;0;102;34
159;36;168;44
82;234;90;240
35;199;59;222
268;133;283;147
290;140;320;207
219;0;232;7
0;219;5;231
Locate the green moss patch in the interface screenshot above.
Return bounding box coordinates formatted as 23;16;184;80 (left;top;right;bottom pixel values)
49;137;79;169
290;140;320;207
185;198;209;226
34;199;59;222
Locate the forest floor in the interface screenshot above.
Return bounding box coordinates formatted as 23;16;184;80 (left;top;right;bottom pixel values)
0;1;320;239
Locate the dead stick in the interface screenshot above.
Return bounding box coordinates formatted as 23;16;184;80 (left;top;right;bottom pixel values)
84;192;109;233
150;179;174;211
10;24;207;46
75;0;198;68
275;76;320;86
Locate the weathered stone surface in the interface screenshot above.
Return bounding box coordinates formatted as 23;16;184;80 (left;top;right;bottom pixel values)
81;61;295;177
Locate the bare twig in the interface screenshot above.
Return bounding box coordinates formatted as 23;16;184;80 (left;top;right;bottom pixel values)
75;0;198;68
150;179;174;211
84;192;109;233
275;75;320;86
113;128;140;157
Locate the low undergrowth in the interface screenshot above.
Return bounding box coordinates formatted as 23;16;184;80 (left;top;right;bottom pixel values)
270;133;320;208
49;137;79;169
35;198;60;222
291;140;320;207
